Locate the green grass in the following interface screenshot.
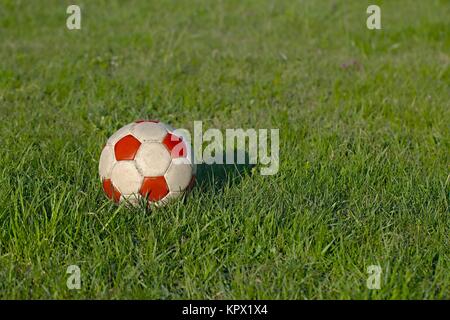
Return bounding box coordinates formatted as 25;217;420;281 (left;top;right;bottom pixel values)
0;0;449;299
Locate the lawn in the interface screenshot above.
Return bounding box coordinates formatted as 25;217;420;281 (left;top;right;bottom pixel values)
0;0;448;299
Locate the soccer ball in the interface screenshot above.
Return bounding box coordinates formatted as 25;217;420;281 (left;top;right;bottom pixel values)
99;120;196;207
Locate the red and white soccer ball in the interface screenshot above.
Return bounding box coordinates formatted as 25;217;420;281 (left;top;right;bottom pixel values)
99;120;196;207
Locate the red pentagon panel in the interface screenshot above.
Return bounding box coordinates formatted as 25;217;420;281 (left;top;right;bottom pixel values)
114;135;141;160
102;179;121;203
162;133;187;158
139;176;169;202
135;119;159;123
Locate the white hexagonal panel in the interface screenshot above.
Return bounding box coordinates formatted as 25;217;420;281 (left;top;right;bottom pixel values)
99;145;115;179
135;142;171;177
120;194;142;207
107;122;135;146
131;122;168;142
170;136;196;175
165;161;193;192
110;161;143;195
